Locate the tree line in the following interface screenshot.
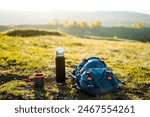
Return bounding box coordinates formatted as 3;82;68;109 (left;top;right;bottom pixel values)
48;20;145;29
48;20;102;28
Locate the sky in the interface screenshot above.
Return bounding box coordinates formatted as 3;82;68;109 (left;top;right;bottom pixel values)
0;0;150;14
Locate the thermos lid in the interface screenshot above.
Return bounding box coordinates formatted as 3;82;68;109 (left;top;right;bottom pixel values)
56;48;64;57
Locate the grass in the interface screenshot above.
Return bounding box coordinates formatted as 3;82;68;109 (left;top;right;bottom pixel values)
0;31;150;100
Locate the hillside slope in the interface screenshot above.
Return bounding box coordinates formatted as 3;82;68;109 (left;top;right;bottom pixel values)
1;26;150;42
0;10;150;27
0;33;150;100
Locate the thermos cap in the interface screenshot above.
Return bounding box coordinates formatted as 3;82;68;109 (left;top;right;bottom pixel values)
56;48;64;57
35;74;44;78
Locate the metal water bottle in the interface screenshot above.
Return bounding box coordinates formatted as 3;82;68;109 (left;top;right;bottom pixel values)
56;48;65;84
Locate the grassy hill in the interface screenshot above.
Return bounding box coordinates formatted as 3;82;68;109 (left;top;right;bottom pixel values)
0;30;150;100
1;26;150;42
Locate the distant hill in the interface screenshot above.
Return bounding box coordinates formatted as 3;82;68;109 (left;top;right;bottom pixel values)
1;25;150;42
0;10;150;27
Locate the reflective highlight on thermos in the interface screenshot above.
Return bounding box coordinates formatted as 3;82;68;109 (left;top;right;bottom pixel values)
56;48;66;84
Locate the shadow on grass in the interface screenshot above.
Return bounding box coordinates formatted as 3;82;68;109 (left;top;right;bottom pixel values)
0;91;25;100
55;84;70;100
55;82;132;100
34;87;47;100
75;88;132;100
0;73;28;85
0;73;29;100
124;83;150;100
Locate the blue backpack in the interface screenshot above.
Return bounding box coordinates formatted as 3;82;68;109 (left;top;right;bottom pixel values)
69;57;121;95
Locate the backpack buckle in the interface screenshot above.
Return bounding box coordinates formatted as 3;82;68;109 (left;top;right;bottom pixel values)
86;71;91;77
87;77;92;80
99;57;105;61
106;70;112;73
107;76;112;80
